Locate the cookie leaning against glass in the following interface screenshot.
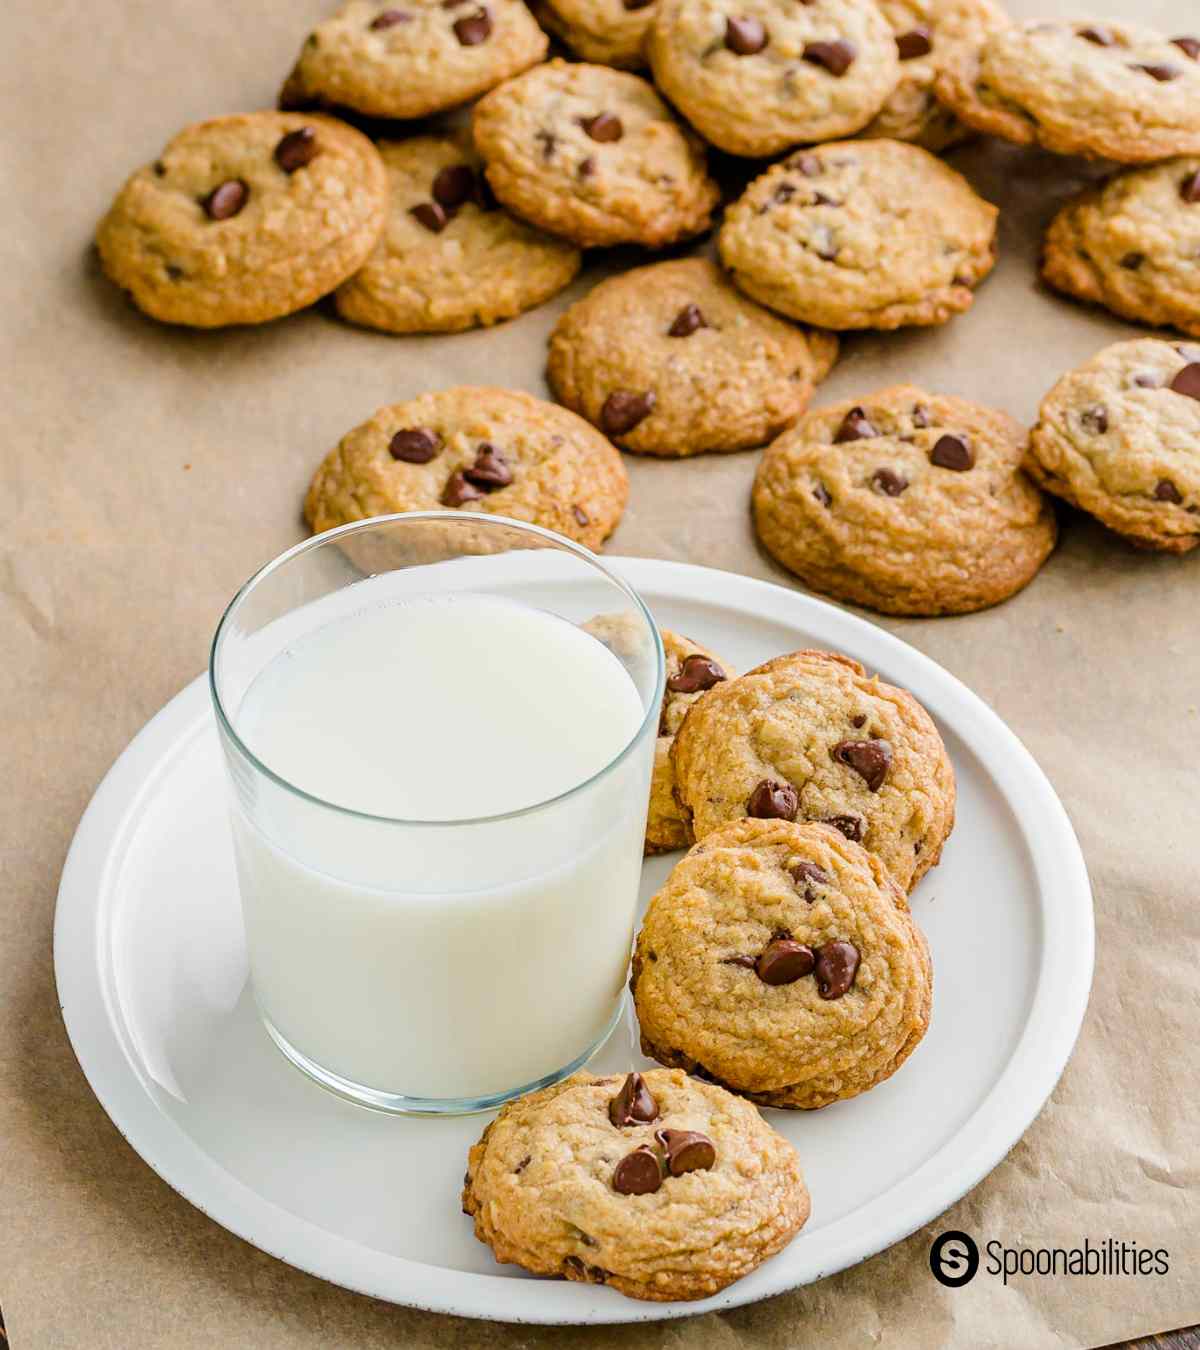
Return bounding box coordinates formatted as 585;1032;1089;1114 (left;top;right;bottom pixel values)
631;818;933;1108
669;648;955;892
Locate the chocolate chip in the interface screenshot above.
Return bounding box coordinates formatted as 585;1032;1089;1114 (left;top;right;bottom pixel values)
803;39;856;76
747;779;798;820
789;859;830;899
725;16;768;54
668;303;708;337
463;444;512;489
1171;363;1200;400
535;129;557;159
580;112;623;142
389;427;443;462
871;468;908;496
930;433;974;470
831;738;892;792
755;938;816;985
442;471;485;506
608;1072;659;1127
1180;171;1200;204
601;390;655;436
1077;25;1114;45
275;126;318;173
1120;252;1145;269
1134;373;1160;389
813;482;832;508
895;26;932;59
410;202;449;232
623;0;653;8
1155;479;1184;504
573;504;590;526
371;7;411;26
1172;36;1200;60
1131;63;1179;81
815;940;859;999
514;1154;531;1173
911;404;930;428
655;1129;716;1176
578;156;596;178
824;814;864;842
1080;405;1108;435
834;407;878;443
722;953;759;969
453;6;492;44
432;164;477;208
790;153;822;177
668;654;726;693
202;179;248;220
612;1146;661;1195
851;714;866;728
153;160;167;177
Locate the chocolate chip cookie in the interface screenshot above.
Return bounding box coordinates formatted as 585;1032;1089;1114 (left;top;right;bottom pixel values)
631;819;932;1109
753;386;1057;615
304;386;628;548
96;112;386;328
279;0;547;120
1042;159;1200;340
462;1068;809;1300
335;135;580;334
670;649;955;892
645;630;735;854
547;258;838;457
647;0;900;158
856;0;1009;151
934;18;1200;163
718;140;997;330
532;0;657;68
1026;339;1200;554
471;59;719;248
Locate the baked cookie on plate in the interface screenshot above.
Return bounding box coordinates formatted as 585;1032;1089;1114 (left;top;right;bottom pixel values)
647;0;900;157
305;386;627;549
472;59;719;247
335;135;580;333
1042;159;1200;340
462;1068;809;1300
670;648;955;891
279;0;547;119
1026;339;1200;554
547;257;838;456
752;386;1057;615
934;17;1200;163
631;818;933;1108
718;139;997;330
96;112;385;328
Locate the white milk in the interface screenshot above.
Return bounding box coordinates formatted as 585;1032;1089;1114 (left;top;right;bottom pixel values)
231;593;651;1102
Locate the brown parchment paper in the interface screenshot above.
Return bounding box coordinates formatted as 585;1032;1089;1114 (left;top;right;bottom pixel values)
2;0;1198;1345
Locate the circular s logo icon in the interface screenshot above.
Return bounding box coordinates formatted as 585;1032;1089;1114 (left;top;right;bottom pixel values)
929;1231;980;1288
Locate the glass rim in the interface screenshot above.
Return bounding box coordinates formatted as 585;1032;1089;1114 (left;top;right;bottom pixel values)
208;510;666;829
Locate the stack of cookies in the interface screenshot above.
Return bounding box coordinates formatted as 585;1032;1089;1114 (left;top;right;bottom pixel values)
464;642;952;1300
95;2;1200;572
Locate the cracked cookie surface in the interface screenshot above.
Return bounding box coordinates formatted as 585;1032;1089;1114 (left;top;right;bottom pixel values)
631;819;932;1108
1042;158;1200;340
547;257;838;457
718;139;997;330
670;648;955;891
304;386;628;548
647;0;900;158
934;17;1200;163
471;60;719;248
462;1068;809;1301
856;0;1009;151
752;385;1057;615
279;0;547;119
335;135;580;334
96;111;386;328
1026;339;1200;554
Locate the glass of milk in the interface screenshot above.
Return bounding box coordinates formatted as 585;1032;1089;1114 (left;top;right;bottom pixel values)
209;512;664;1114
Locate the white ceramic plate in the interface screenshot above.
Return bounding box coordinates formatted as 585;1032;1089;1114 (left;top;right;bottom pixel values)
54;558;1093;1325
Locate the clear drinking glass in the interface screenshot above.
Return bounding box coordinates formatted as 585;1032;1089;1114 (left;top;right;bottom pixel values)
209;512;663;1115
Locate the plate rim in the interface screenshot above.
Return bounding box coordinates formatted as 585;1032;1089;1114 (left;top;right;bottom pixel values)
53;557;1095;1326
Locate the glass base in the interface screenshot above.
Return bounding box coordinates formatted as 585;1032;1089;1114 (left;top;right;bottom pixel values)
260;1004;625;1116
